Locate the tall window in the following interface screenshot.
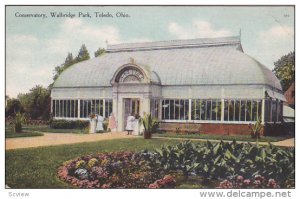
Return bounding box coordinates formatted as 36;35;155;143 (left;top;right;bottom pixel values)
53;99;112;119
265;99;282;123
191;99;221;121
224;99;262;122
105;99;113;118
150;99;160;119
162;99;189;120
52;99;78;118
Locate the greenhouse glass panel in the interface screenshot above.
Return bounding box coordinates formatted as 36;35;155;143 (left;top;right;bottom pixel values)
240;100;246;121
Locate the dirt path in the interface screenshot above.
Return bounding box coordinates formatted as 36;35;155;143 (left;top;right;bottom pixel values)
5;132;135;150
272;138;295;147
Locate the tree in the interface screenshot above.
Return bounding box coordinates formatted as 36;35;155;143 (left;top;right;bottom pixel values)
75;44;90;62
273;51;295;92
94;48;106;57
64;53;75;67
18;85;51;120
52;53;75;82
5;98;24;117
52;45;90;83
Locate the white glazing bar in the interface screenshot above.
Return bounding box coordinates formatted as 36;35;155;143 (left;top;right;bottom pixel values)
103;99;106;118
168;100;170;120
250;100;253;121
239;100;241;121
221;99;224;121
77;99;80;119
261;99;265;123
233;100;235;121
188;99;192;121
256;100;259;121
52;100;55;117
199;100;202;121
62;100;64;118
205;100;207;120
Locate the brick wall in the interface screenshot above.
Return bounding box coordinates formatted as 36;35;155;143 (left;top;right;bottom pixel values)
159;122;254;135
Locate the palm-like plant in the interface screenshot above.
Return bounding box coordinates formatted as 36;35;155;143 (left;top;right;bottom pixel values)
139;113;159;139
249;117;263;143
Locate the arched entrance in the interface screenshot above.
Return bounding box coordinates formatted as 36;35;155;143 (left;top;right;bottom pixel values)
111;63;153;132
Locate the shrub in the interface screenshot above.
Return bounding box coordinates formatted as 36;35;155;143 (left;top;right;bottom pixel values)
50;119;89;129
13;112;27;133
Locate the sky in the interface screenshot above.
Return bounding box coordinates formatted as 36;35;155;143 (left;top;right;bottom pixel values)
6;6;294;98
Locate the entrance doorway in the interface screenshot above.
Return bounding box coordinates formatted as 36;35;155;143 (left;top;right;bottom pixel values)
123;98;140;129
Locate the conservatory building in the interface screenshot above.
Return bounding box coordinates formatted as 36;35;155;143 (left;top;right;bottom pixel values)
51;36;285;135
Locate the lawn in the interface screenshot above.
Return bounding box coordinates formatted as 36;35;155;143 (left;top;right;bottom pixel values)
153;132;292;142
5;129;44;138
5;138;196;188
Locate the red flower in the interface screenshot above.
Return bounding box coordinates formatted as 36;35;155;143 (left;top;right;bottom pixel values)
218;180;233;188
267;179;278;188
101;184;111;188
149;183;160;188
236;175;244;182
243;179;251;185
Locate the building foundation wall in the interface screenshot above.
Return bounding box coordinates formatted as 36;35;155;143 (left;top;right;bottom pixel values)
159;122;255;135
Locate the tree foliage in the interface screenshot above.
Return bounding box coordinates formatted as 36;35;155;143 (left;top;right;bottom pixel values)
273;51;295;92
75;44;90;62
52;53;75;82
6;98;24;117
18;85;51;120
94;48;106;57
52;44;91;83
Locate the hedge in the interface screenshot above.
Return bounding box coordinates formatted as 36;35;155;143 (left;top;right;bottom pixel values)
50;120;89;129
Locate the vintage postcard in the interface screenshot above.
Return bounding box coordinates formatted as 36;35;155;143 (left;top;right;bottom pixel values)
4;4;295;198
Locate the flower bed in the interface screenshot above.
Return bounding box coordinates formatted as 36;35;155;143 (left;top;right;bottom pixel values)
58;152;176;188
58;141;294;189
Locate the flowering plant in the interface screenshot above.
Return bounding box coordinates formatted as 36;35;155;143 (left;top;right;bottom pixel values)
217;175;280;188
58;152;175;189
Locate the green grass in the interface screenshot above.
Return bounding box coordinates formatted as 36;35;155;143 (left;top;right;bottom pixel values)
153;132;292;142
5;138;195;188
5;129;44;138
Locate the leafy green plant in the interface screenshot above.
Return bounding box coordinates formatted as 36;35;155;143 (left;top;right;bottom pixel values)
139;114;159;139
249;117;263;141
13;112;27;133
147;140;294;187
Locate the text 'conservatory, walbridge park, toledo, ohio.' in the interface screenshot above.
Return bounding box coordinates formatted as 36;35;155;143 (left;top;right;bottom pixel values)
50;35;286;135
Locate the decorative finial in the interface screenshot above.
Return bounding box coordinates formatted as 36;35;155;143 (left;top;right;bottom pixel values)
129;57;135;64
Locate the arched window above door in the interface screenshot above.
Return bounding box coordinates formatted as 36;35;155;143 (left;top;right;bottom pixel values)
112;64;147;84
118;68;144;83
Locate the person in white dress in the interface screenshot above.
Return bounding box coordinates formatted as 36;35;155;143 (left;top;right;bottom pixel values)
125;113;135;135
95;114;104;132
